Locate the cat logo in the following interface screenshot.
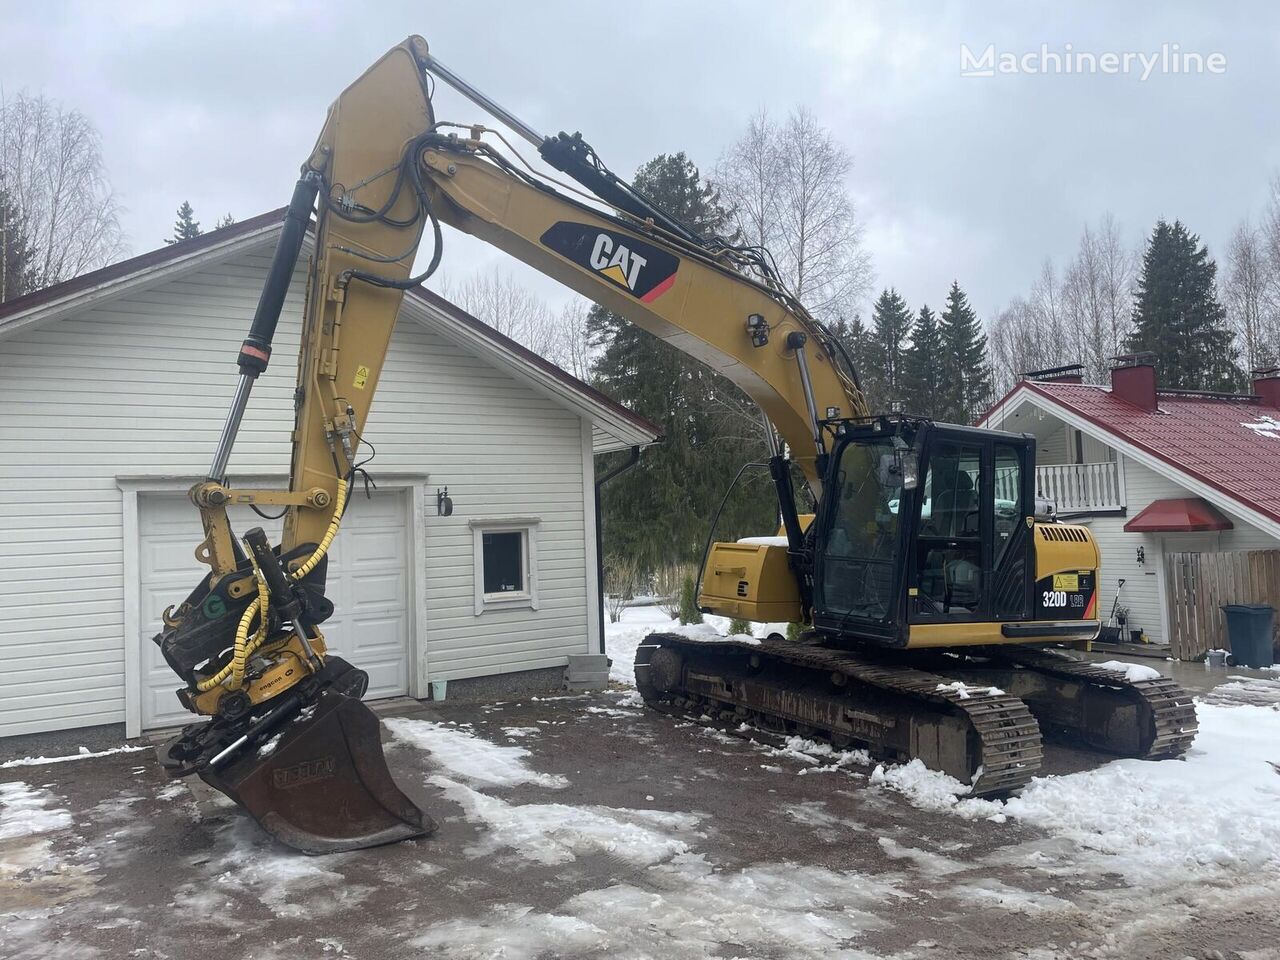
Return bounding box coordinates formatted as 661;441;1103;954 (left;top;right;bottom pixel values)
539;222;679;302
588;233;647;291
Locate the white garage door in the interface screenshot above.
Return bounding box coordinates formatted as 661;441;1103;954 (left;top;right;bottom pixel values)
138;489;412;730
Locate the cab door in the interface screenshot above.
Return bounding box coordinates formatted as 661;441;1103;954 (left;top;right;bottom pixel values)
908;432;1035;625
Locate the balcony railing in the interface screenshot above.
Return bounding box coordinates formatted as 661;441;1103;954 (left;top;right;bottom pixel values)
1036;461;1123;513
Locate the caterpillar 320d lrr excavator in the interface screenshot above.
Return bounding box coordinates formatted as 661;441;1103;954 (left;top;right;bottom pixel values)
156;36;1197;853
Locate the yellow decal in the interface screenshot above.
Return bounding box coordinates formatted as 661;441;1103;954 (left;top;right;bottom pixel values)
353;364;370;389
1053;573;1079;592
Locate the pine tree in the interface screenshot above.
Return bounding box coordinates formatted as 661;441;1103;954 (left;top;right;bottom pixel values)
0;188;38;304
861;289;913;412
900;304;942;418
590;153;775;576
215;213;235;230
166;201;202;244
938;281;990;424
1125;219;1240;391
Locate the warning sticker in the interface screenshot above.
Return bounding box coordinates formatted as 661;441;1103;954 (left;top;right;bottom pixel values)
353;365;370;389
1053;573;1079;592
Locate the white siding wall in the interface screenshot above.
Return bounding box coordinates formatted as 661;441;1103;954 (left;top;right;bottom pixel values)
0;241;590;737
1081;453;1280;644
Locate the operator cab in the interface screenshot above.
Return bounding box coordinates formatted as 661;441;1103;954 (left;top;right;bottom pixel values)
812;417;1037;647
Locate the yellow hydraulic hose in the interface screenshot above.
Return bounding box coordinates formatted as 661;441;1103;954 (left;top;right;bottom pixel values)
290;478;348;580
193;478;348;695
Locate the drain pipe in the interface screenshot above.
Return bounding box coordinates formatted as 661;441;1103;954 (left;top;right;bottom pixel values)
594;445;642;653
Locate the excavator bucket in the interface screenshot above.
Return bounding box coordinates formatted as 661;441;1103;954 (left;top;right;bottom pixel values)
198;689;434;854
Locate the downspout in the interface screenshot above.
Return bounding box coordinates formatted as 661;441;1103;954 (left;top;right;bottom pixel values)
594;445;642;654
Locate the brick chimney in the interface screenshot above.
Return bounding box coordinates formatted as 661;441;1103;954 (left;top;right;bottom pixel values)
1110;354;1158;412
1254;367;1280;409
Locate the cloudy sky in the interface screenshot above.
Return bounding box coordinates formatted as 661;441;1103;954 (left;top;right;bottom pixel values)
3;1;1276;319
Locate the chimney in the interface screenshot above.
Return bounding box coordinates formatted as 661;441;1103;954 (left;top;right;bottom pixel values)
1254;367;1280;409
1110;354;1158;412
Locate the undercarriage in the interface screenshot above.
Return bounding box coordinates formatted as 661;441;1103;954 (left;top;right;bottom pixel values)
636;633;1198;796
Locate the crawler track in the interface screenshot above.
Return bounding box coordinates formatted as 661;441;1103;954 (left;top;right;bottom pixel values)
636;633;1043;796
636;635;1198;796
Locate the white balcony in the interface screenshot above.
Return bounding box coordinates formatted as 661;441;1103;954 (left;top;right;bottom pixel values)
1036;461;1124;514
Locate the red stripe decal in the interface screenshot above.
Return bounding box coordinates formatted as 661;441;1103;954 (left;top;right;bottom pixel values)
240;345;270;361
640;272;676;303
1084;592;1097;619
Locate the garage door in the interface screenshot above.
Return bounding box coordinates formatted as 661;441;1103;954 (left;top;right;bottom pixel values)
138;489;412;730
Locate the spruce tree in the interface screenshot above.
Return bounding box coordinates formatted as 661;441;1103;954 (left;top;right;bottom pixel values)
901;305;942;418
1125;219;1239;391
0;188;38;304
861;289;913;412
938;281;990;424
591;153;774;576
215;213;236;230
166;201;202;244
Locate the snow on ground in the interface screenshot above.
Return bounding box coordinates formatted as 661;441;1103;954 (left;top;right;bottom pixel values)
1000;701;1280;887
0;781;72;841
867;700;1280;888
171;817;371;920
412;851;900;960
384;717;568;789
0;744;148;769
429;776;701;867
603;606;786;685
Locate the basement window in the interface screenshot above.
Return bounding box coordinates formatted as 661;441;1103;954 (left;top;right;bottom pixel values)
470;518;541;615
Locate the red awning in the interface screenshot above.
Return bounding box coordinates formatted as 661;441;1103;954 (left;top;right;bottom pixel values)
1124;497;1233;533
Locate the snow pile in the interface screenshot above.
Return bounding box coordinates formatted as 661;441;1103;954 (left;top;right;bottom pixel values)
413;852;899;960
0;744;147;769
0;781;73;840
604;606;788;685
384;718;568;789
935;680;1006;700
431;776;700;867
1094;660;1163;682
868;761;1006;821
999;702;1280;885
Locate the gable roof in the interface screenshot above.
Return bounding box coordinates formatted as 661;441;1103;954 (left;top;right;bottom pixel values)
981;379;1280;535
0;209;659;453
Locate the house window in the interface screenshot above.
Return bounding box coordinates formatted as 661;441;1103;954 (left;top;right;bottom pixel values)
482;531;524;594
470;518;541;615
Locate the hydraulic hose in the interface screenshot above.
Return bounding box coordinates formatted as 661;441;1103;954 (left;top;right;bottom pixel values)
194;478;347;695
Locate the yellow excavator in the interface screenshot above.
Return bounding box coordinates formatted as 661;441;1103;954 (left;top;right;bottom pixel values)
156;36;1197;853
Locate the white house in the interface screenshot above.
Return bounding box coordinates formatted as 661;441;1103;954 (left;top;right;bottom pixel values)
0;209;658;740
981;358;1280;655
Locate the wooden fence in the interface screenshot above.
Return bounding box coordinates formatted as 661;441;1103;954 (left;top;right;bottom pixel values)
1165;549;1280;660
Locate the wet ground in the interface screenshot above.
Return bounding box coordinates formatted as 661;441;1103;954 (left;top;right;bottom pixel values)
2;672;1279;960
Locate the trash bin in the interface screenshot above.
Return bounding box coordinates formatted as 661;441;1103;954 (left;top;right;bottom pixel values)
1220;604;1276;668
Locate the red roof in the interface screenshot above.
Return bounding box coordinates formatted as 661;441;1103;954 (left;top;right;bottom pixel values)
1124;497;1233;533
982;380;1280;526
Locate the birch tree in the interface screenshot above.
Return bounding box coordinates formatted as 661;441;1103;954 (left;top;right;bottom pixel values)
717;107;872;321
1224;220;1277;371
0;92;125;287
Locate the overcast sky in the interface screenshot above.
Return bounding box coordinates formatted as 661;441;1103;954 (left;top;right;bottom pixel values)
3;1;1276;320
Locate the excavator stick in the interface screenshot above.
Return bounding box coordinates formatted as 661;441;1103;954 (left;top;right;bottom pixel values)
159;658;434;854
